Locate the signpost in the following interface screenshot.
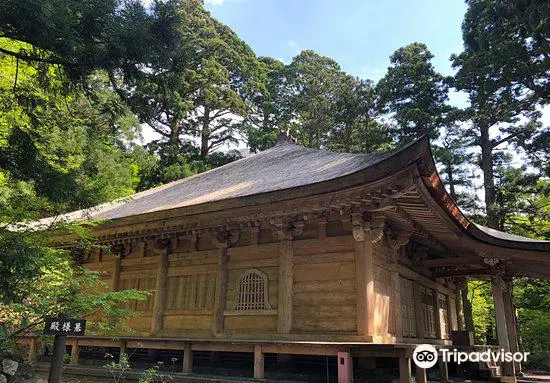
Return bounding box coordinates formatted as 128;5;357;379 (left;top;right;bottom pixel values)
44;318;86;383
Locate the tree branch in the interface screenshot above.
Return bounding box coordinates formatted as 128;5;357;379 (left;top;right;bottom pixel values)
491;132;521;148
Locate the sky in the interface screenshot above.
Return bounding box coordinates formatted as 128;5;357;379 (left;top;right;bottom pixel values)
142;0;471;143
203;0;468;83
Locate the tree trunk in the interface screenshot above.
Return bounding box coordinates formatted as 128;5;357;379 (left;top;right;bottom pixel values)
479;122;497;228
446;163;457;201
201;107;211;157
170;116;181;144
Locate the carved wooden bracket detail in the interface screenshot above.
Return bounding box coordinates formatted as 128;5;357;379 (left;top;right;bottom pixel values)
212;229;240;249
351;213;385;243
270;218;304;241
152;238;171;254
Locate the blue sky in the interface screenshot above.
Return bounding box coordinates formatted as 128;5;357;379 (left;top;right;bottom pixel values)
204;0;468;83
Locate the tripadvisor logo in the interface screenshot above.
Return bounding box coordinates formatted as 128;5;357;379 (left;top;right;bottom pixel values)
413;344;529;369
413;344;438;369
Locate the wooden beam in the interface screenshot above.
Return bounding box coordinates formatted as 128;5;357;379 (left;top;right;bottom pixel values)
415;363;427;383
212;246;228;336
391;270;402;338
398;350;411;383
27;338;37;362
278;238;293;334
151;247;169;335
112;255;121;292
434;290;442;340
421;257;480;268
355;233;375;338
70;340;79;364
254;345;264;379
412;281;424;339
491;275;515;377
432;268;488;278
503;280;522;375
455;289;464;330
183;343;193;373
439;358;449;382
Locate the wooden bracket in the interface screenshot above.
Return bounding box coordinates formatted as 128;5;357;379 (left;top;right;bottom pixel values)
152;238;171;254
270;218;303;240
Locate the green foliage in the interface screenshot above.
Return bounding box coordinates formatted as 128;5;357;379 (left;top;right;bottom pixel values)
0;0;181;80
376;43;451;144
468;281;494;345
0;254;149;349
452;0;547;229
104;352;171;383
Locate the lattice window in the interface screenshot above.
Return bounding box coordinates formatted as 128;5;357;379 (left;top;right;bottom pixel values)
235;269;272;311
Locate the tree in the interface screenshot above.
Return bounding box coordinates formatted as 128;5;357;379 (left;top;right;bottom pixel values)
432;123;479;211
283;50;344;148
244;57;289;152
452;0;547;229
327;75;393;153
458;0;550;106
0;41;150;350
0;0;180;80
376;43;451;144
111;0;262;167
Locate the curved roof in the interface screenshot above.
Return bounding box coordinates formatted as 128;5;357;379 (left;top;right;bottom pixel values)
44;137;398;223
38;135;549;254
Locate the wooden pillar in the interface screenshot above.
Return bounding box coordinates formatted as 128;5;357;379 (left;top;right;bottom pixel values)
28;337;37;362
183;343;193;373
391;270;402;338
389;232;409;339
455;289;464;330
212;229;239;336
278;238;293;334
503;280;522;375
70;340;79;364
491;275;515;377
398;350;411;383
434;290;442;339
213;245;228;335
461;284;475;333
353;215;383;338
438;358;449;382
254;345;264;379
112;255;121;292
151;239;170;335
415;363;427;383
413;281;424;339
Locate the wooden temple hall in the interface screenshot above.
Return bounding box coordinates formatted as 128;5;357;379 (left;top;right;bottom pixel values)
23;134;550;382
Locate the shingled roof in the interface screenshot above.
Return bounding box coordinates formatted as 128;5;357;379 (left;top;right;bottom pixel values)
43;136;400;222
38;135;549;255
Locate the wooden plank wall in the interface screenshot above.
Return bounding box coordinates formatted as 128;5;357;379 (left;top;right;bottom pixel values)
293;236;356;333
224;243;279;333
80;221;462;342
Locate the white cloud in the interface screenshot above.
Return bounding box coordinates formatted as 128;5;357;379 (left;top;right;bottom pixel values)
205;0;225;5
358;65;386;83
288;40;301;53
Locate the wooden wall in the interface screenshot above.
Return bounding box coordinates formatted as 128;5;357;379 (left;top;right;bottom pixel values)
81;219;461;343
293;236;356;333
